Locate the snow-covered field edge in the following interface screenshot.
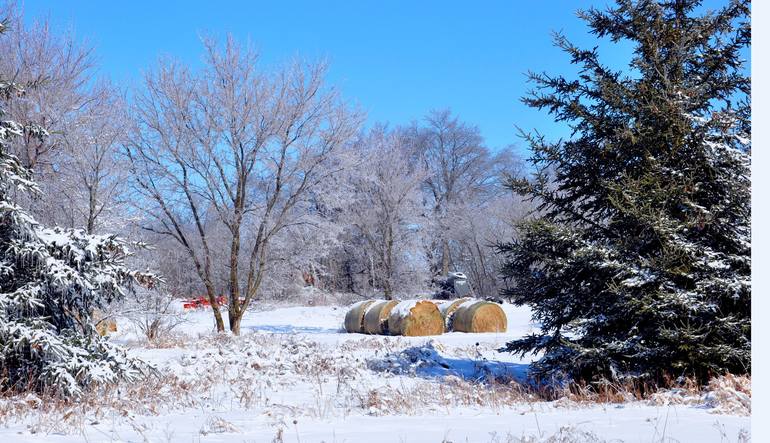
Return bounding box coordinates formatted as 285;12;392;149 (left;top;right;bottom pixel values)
0;303;751;442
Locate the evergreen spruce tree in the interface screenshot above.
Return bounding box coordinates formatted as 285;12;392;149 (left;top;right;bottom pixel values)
499;0;750;386
0;19;150;397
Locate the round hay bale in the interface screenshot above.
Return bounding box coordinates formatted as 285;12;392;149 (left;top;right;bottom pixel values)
452;301;507;333
388;300;444;336
363;300;400;334
436;297;473;331
344;300;376;333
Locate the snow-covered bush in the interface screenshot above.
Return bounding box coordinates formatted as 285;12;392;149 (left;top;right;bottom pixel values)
0;22;150;397
124;287;187;343
646;374;751;416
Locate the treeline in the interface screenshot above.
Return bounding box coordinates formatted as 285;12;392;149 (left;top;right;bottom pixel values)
1;7;529;333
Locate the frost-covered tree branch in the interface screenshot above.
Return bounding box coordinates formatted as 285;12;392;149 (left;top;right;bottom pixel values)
125;36;362;334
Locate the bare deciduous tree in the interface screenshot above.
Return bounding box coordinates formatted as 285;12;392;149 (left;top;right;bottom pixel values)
407;109;521;279
126;36;361;333
0;4;131;234
338;127;429;299
56;83;130;233
0;6;96;171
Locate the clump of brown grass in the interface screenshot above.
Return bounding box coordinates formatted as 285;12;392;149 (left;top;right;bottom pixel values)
145;331;193;349
484;426;607;443
199;415;240;435
541;372;751;416
704;373;751;415
360;376;529;416
0;368;209;436
646;373;751;416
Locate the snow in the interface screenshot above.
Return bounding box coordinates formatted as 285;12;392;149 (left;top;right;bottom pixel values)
457;298;481;310
390;300;420;319
34;228;71;247
0;302;750;442
28;406;743;443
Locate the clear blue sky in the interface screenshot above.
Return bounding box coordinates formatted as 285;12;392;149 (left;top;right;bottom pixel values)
20;0;731;157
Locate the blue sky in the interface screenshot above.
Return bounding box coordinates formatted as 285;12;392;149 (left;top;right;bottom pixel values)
20;1;731;158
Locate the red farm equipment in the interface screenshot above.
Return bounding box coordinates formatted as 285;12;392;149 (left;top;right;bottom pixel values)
183;295;226;310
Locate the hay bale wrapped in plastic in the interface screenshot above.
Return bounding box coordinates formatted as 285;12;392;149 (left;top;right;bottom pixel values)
435;297;472;332
451;300;507;333
363;300;400;334
388;300;444;336
344;300;376;333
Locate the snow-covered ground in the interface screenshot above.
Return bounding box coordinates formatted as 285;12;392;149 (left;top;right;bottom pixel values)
0;303;750;442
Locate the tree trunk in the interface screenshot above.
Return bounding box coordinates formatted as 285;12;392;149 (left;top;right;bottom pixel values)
441;238;450;276
229;313;241;336
87;184;97;234
383;280;393;300
344;259;355;293
207;287;225;332
384;224;394;299
228;231;242;335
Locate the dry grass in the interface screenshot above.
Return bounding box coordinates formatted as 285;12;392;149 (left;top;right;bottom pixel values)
0;371;204;436
477;426;608;443
0;329;751;439
145;331;194;349
537;372;751;418
0;334;303;431
361;376;530;416
646;373;751;416
199;416;240;435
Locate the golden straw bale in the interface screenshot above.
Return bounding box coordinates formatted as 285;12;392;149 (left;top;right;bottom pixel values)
388;300;444;336
344;300;376;333
451;301;507;333
435;298;472;331
363;300;400;334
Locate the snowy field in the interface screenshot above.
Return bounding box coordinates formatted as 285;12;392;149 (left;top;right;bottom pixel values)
0;303;750;442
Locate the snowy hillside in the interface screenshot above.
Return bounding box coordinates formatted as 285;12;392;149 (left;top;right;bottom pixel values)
0;302;750;442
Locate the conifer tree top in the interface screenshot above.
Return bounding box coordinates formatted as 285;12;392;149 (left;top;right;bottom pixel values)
500;0;750;385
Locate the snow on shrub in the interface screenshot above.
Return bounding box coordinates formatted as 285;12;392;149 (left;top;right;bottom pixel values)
647;374;751;416
703;374;751;415
367;340;526;383
1;33;152;397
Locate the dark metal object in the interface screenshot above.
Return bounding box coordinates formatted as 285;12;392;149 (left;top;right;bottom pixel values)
433;272;471;299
